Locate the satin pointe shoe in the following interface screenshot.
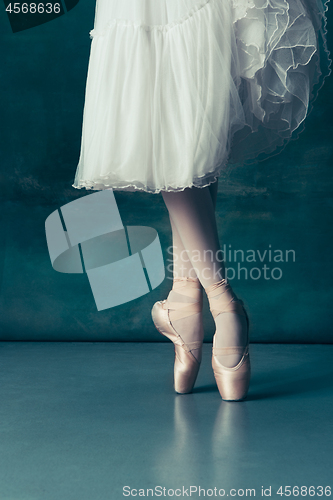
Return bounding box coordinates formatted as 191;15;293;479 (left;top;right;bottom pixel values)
151;277;204;394
205;279;250;401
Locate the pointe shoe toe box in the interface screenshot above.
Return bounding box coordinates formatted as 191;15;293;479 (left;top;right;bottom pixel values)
212;351;251;401
151;299;201;394
174;345;200;394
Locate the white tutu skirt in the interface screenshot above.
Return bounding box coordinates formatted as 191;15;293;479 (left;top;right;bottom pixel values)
72;0;331;193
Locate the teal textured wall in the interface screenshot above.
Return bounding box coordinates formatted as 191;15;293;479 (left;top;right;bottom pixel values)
0;1;332;342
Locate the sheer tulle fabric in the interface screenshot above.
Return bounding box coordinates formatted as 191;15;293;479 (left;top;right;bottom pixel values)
72;0;331;193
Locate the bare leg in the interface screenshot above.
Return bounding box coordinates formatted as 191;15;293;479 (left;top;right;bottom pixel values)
170;217;196;278
169;180;218;278
164;181;219;363
162;184;224;288
162;183;247;368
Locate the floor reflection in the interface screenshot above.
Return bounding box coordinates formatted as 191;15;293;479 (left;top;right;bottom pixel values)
154;394;250;488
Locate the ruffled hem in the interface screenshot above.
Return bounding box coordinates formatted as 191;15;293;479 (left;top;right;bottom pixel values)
72;155;229;193
72;0;331;193
228;0;332;164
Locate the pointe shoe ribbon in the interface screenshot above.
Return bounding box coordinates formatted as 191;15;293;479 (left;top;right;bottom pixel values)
151;277;204;394
205;279;246;319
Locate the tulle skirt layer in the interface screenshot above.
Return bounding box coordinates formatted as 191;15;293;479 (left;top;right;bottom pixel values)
72;0;331;193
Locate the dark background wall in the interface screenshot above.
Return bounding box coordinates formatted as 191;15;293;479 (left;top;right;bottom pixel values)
0;1;332;342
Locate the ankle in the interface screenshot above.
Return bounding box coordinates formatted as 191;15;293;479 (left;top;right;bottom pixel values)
204;278;237;317
168;277;203;303
172;276;202;289
204;278;234;296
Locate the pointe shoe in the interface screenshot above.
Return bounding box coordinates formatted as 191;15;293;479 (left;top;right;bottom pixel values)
151;277;204;394
205;279;251;401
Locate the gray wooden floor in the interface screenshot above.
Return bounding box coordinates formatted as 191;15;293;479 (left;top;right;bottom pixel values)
0;342;332;499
